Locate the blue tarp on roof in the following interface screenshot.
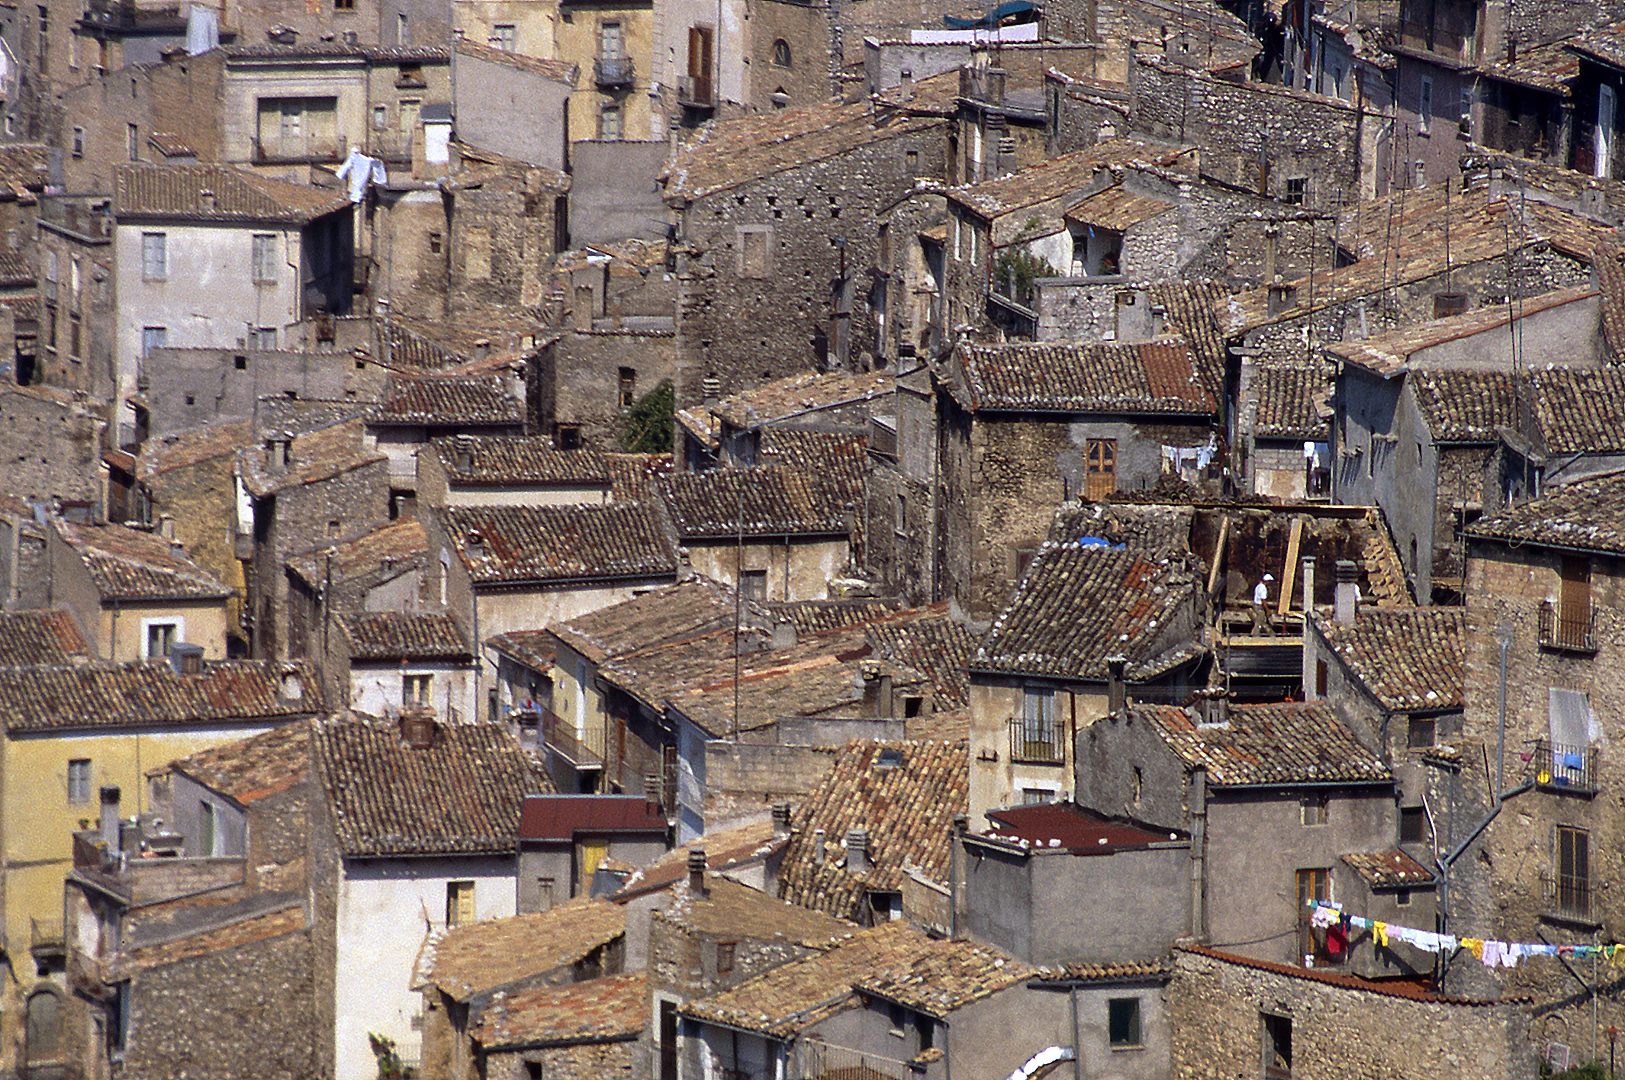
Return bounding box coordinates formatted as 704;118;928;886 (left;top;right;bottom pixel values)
944;0;1038;27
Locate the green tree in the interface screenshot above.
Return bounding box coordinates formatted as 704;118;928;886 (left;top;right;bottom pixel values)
622;379;675;454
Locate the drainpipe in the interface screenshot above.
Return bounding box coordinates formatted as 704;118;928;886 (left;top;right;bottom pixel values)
1189;767;1207;941
1070;985;1081;1080
1495;623;1511;793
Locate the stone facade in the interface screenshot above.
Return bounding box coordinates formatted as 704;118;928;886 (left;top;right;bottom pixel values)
1168;948;1536;1080
482;1040;636;1080
0;385;104;508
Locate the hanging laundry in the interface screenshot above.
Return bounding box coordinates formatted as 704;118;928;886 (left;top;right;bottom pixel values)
335;147;387;204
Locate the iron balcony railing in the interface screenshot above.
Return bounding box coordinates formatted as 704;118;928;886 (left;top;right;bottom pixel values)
1543;870;1591;918
1532;740;1598;795
594;55;634;86
1009;719;1064;764
1538;601;1596;652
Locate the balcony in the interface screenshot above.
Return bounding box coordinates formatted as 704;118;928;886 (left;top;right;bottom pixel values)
594;55;634;87
251;135;345;165
1009;719;1064;764
30;917;64;960
532;707;603;769
1532;740;1598;795
677;75;715;109
1542;871;1592;921
1538;601;1596;653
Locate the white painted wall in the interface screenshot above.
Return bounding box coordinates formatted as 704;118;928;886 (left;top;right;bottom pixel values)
348;661;477;723
333;856;516;1080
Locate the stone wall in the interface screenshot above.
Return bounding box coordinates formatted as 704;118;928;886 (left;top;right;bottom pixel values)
1169;948;1536;1080
549;328;677;449
0;385;104;507
447;167;566;316
141;347;384;438
703;741;836;807
482;1039;637;1080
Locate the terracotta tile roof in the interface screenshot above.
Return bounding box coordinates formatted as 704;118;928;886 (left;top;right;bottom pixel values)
1251;363;1328;440
950;340;1217;415
614;819;788;899
778;740;967;920
441;504;676;585
759;429;868;496
656;874;854;947
113;164;349;223
768;598;903;636
455;39;577;85
127;899;307;972
372;375;524;426
224;41;448;61
164;721;310;805
311;718;548;856
1567;21;1625;71
684;923;1025;1034
1129;702;1391;786
663;101;947;200
863;607;976;713
428;436;613;487
1475;37;1578;92
1063;183;1174;231
0;609;91;665
1406;370;1521;442
484;630;557;672
428;898;626;1001
380;318;472;369
1174;945;1516;1004
237;418;386;498
658;463;855;538
1465;469;1625;555
1326;286;1597;376
147;132;199;158
1595;240;1625;355
1030;959;1172;984
54;518;232;601
0;144;49;195
1522;199;1611;261
1150;281;1231;402
709;371;893;430
550;577;744;663
0;248;33;285
972;543;1201;681
0;660;320;732
285;519;428;586
978;802;1183;853
948;141;1191;220
1530;367;1625;453
139;420;256;478
1048;502;1194;555
340;612;471;661
601;452;670;502
1341;848;1435;887
474;972;647;1049
1318;607;1465;713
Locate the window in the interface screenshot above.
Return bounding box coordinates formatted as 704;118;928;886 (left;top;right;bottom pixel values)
772;38;791;67
334;0;354;9
1086;438;1116;499
740;568;767;601
429;232;442;254
887;1001;906;1036
69;312;81;358
399;99;420;134
1021;687;1058;755
36;5;47;75
1418;77;1433;133
141;232;167;280
1108;997;1142;1048
1400;806;1426;844
199;799;216;855
145;620;177;659
252;234;277;283
1300;793;1328;826
373;104;388;130
397;12;409;44
737;226;773;278
257;96;338;159
1295;868;1330;963
404;674;433;705
598;105;622;141
1407;715;1435;748
1262;1012;1292;1079
895;493;907;536
1555;825;1589;916
67;759;91;803
619;366;636;409
490;23;515;50
247;327;276;349
1555;555;1592;648
127;122;139;160
446;880;475;926
599;21;622;58
1395;887;1411;906
715;941;735;974
72;126;83;157
536;878;554;911
1284;177;1307;205
141;326;167;355
1021;787;1054;804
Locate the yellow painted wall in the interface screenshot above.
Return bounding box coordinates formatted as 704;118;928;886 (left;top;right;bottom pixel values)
0;722;284;1071
554;3;656;142
99;599;230;663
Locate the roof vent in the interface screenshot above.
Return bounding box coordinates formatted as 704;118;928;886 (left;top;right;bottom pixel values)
688;848;707;894
846;828;871;873
169;642;204;676
772;802;792;834
197;188;215;212
1267;282;1298;316
465;528;485;555
876;747;903;769
400;708;437;749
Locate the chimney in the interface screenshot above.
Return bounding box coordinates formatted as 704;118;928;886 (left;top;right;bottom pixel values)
899;66;913;103
814;827;826;861
197;188;215;212
772;802;791;835
1106;655;1128;715
644;772;663;814
100;785;121;848
1334;560;1359;626
1263;223;1279;283
473;337;490;361
846;828;871;873
687;848;707;894
1267;281;1297;316
771;617;797;650
400;708;437;749
159;513;175;540
465;528;485;557
170;642;204;676
1195;687;1228;726
1301;557;1316;616
1301;556;1318;699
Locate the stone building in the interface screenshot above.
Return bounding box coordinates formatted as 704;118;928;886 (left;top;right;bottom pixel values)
662;97;950;408
450;43;575;172
466;972;647;1080
967;541;1205;820
1446;473;1625;1054
334;610;477;720
0;384;105;506
1168;946;1536;1080
516;793;669;906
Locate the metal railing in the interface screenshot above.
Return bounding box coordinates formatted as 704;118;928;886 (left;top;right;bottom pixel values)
1532;740;1598;795
1543;870;1591;918
790;1039;912;1080
1538;601;1596;652
1009;719;1064;764
534;707;604;767
251;135;345;164
594;55;634;86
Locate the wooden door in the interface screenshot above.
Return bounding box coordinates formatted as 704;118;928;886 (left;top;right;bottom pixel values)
1085;438;1116;500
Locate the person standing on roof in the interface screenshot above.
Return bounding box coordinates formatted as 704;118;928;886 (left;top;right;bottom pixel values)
1252;574;1275;636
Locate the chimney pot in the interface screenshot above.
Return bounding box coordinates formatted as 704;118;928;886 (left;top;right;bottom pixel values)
100;785;121;848
772;802;791;834
814;827;826;861
1334;560;1359;626
846;828;871;873
1107;655;1128;714
687;848;707;893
